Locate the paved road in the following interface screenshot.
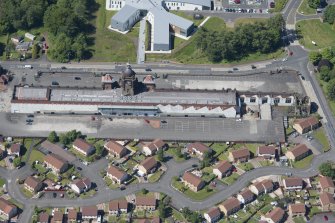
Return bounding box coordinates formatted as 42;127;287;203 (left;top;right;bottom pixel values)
137;19;146;64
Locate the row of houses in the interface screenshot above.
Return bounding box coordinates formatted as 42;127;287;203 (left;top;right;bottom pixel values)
37;196;159;223
204;175;335;222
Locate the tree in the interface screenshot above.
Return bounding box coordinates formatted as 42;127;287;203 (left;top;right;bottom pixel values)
308;0;321;9
157;149;164;162
327;79;335;100
141;188;148;194
48;131;59;143
320;66;331;82
95;144;104;156
158;201;168;219
31;44;40;59
59;133;70;146
175;147;182;158
200;151;212;169
321;48;334;61
181;207;200;223
13;157;21;167
309;51;322;65
323;5;335;24
319;162;335;178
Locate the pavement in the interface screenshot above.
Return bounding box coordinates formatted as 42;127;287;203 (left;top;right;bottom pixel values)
137;19;146;64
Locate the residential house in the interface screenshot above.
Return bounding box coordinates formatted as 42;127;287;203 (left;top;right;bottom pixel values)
71;177;91;194
104;140;128;158
257;146;277;160
204;207;221;223
81;206;98;220
249;179;273;196
286;144;311;161
38;212;50;223
44;153;68;174
72;138;95;156
107;165;129;184
288;203;306;217
237;189;255;204
109;200;129;215
52;211;63;223
186;142;211;158
142;139;167;156
8;143;21;156
182;172;205;192
67;209;78;222
16;42;31;51
138;157;158;176
228;148;250;163
24;176;43;193
137;218;160;223
293;116;319;134
135;196;156;211
219;197;240;217
320;192;335;211
213;161;233;179
283;177;304;191
0;198;17;220
319;176;335;194
262;207;285;223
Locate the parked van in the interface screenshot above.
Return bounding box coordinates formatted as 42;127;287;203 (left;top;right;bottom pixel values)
24;65;32;69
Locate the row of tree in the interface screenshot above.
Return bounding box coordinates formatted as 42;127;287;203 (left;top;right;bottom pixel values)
323;5;335;24
194;15;285;63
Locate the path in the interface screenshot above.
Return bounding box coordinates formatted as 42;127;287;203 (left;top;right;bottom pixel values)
137;19;146;64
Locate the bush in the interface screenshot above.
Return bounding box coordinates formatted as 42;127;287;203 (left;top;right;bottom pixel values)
308;0;321;9
324;5;335;24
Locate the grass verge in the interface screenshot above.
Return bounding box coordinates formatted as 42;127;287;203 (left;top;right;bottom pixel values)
292;155;314;168
298;0;316;15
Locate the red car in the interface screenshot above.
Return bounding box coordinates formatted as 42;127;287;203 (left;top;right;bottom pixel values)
324;215;328;221
270;2;275;8
234;0;241;3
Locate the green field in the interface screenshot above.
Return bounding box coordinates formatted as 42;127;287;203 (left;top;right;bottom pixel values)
234;18;268;27
296;19;335;50
293;155;314;169
313;128;330;152
28;149;45;165
298;0;316;15
87;0;137;62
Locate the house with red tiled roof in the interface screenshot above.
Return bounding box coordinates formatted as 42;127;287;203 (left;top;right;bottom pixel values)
142;139;167;156
257;146;277;160
237;189;255;204
107;165;129;184
288;203;305;217
293;116;319;134
135;196;156;211
204;207;221;223
138;157;158;176
81;206;98;220
186;142;211;158
286;144;311;161
249;179;273;196
182;172;205;192
218;197;240;217
24;176;43;193
319;176;335;194
320;192;335;211
52;211;63;223
43;153;68;174
213;161;233;179
38;212;50;223
104;140;128;158
8;143;21;156
70;177;91;194
67;209;78;222
262;207;285;223
283;177;304;191
109;200;129;215
0;198;17;220
228;148;250;163
72;138;95;156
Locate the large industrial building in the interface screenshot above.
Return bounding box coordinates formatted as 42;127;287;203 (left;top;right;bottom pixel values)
11;66;309;120
106;0;211;51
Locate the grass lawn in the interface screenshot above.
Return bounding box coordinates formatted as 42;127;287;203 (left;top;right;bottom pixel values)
0;178;5;187
28;149;45;165
293;155;314;168
172;180;216;201
105;177;120;189
293;217;306;223
313;128;330;152
222;172;240;185
218;152;229;161
202;17;226;32
79;189;96;199
298;0;316;15
234;18;268;27
21;187;34;198
87;0;137;62
22;138;34;162
170;11;205;27
210;143;229;155
271;0;289;12
35;164;48;174
165;148;185;162
245;144;261;156
148;170;164;183
238;162;254;171
296;19;335;50
46;172;58;182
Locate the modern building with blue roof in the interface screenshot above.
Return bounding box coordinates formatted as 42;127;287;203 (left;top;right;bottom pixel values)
106;0;212;51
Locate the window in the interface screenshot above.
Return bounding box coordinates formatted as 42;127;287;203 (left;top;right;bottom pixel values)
262;97;268;104
274;98;280;104
240;97;245;103
250;97;256;103
285;98;292;103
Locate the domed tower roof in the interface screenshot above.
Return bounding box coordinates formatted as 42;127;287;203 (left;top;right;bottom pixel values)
122;64;136;78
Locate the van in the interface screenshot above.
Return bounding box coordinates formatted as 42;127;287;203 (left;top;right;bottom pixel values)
24;65;32;69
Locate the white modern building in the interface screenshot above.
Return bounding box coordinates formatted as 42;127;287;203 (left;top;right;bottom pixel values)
106;0;211;51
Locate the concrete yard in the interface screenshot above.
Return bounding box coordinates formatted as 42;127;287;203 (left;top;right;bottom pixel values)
0;113;285;143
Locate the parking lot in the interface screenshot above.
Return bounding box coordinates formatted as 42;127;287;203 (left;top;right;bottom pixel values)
218;0;270;12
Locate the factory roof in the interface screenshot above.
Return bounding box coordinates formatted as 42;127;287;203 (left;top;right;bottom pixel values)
15;86;49;101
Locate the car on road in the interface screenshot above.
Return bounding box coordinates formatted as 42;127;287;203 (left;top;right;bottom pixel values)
26;119;33;122
74;77;81;80
27;114;34;118
282;58;288;62
145;68;152;71
9;158;13;163
77;167;82;171
251;65;256;69
61;66;66;70
233;67;239;71
270;2;275;8
26;122;32;125
324;215;328;221
228;70;233;73
52;81;59;85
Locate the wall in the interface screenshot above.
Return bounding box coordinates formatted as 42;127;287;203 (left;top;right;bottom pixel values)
164;2;205;10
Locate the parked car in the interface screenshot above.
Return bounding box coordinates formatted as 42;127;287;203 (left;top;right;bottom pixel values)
74;77;81;80
52;81;59;85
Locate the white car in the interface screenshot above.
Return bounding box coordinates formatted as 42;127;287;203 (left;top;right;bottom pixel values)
282;58;288;62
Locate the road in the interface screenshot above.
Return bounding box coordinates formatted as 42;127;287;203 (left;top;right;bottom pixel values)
2;0;335;222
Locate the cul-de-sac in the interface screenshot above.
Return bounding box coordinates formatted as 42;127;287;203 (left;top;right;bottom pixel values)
0;0;335;222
